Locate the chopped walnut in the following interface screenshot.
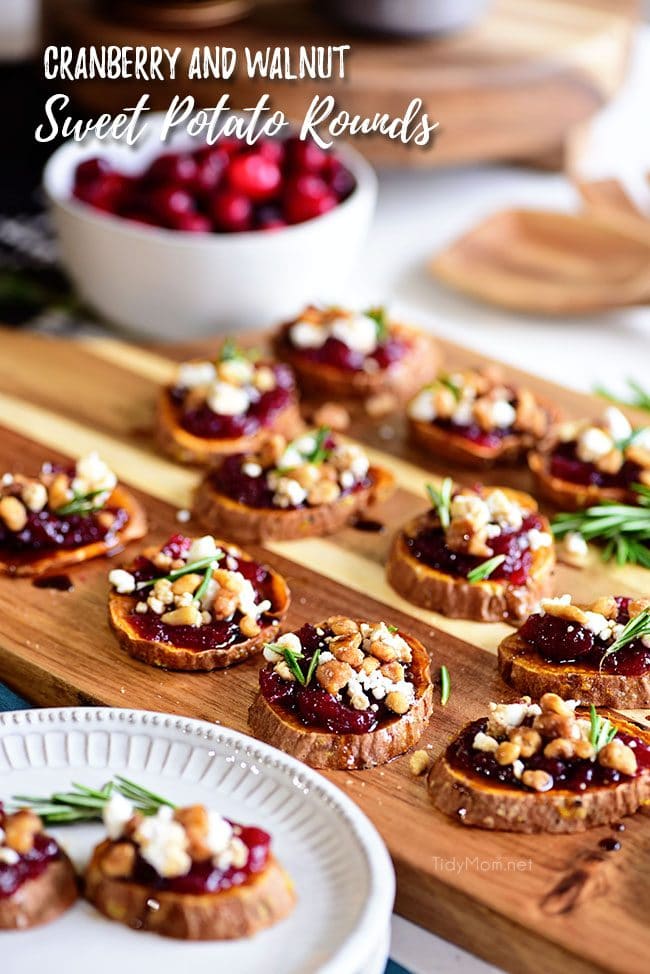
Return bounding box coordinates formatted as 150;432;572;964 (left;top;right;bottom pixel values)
380;661;405;682
161;604;202;627
307;480;341;506
4;810;42;854
385;690;410;715
171;573;203;596
312;402;350;432
100;841;136;878
544;738;575;760
495;741;521;765
47;472;72;511
328;633;364;667
409;750;432;776
316;659;354;694
240;614;261;638
328;616;360;637
521;769;554;792
508;727;542;757
0;495;27;532
598;740;637;776
590;596;619;620
21;481;48;513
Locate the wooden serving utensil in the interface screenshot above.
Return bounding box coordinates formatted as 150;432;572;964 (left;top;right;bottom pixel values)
574;176;650;249
431;207;650;315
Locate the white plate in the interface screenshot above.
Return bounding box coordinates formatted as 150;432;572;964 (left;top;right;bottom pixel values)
0;708;395;974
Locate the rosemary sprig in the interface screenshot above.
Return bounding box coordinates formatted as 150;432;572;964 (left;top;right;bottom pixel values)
439;375;462;400
264;641;320;687
426;478;453;531
588;704;618;751
275;427;332;474
595;379;650;414
600;608;650;667
615;426;650;453
10;776;175;826
440;665;451;706
551;484;650;568
135;552;224;592
193;560;218;606
365;306;389;343
466;554;506;584
54;488;109;517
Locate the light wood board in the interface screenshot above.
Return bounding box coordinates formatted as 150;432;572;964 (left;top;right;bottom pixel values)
0;327;649;974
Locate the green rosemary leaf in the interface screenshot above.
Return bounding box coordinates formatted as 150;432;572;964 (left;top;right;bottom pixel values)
601;608;650;666
54;488;109;517
440;665;451;706
114;776;176;810
387;624;399;634
426;478;453;531
589;703;619;748
307;426;331;466
466;554;506;584
595;379;650;413
218;338;243;362
10;776;174;825
551;486;650;567
439;376;462;400
135;552;224;592
365;306;389;342
264;642;307;685
305;647;321;687
193;560;218;606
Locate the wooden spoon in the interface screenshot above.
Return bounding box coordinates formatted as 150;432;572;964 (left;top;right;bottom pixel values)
431;208;650;315
574;177;650;249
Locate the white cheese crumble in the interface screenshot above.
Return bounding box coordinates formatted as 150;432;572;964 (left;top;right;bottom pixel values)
134;806;191;879
0;847;20;865
177;360;216;389
576;426;613;464
527;529;553;551
602;406;632;443
72;452;117;500
408;388;436;422
108;569;136;594
472;732;499;753
290;320;328;349
103;792;135;840
207;380;250;417
564;531;588;559
330;314;378;355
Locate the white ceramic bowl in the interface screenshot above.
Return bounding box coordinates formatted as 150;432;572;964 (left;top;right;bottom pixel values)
43;120;377;339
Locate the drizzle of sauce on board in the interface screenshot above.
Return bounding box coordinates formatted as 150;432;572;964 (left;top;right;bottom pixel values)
352;518;385;534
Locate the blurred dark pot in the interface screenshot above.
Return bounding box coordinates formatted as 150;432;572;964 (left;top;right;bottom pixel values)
321;0;490;37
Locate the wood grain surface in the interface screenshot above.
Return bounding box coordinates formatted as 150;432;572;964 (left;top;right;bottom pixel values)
42;0;636;168
0;326;649;974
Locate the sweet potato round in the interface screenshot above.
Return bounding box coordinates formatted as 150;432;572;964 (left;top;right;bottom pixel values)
0;852;77;930
386;492;556;623
108;542;290;672
428;711;650;833
192;465;395;543
498;630;650;708
273;323;441;402
0;484;147;578
155;389;303;466
85;842;295;940
248;630;433;769
528;449;635;510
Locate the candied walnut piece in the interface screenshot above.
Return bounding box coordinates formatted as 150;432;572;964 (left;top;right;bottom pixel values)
100;842;137;879
171;573;203;596
385;690;410;715
361;655;380;675
316;659;354;694
312;402;350;432
508;726;542;757
369;639;399;663
544;738;575;760
533;711;581;741
598;740;638;776
522;769;554;792
590;596;619;620
409;749;432;776
240;615;261;638
328;617;360;637
495;741;521;765
0;495;28;532
161;605;202;627
380;661;405;682
4;809;42;854
307;480;341;506
539;692;575;716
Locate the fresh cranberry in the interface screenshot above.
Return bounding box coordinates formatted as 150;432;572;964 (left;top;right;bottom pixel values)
372;337;408;370
519;613;594;663
74;156;111;186
171;211;212;233
296;686;378;734
227;152;282;202
144;152;198;187
210;190;253;232
326;159;356;199
147;185;195;226
189;147;227;197
258;138;285;167
285;136;329;174
283;175;337;224
160;534;192;560
74;172;133;213
255;205;287;231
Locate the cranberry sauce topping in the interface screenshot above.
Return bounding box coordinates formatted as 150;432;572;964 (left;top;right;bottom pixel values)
549;441;641;489
519;598;650;675
131;824;271;895
0;830;61;899
431;417;510;449
287;332;409;373
407;512;543;586
0;506;128;560
211;449;371;511
171;363;295;440
447;717;650;793
259;623;409;734
127;539;276;651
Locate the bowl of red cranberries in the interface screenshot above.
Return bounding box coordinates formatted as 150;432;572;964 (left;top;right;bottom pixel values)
43;120;377;337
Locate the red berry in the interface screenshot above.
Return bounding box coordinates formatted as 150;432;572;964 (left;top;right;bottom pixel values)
210;190;253;232
144;152;198;187
285;136;329;174
257;138;285;167
192;147;228;196
74;156;110;187
74;172;132;214
147;185;195;226
255;205;287;231
171;212;212;233
283;175;337;225
326;160;356;200
227;153;282;202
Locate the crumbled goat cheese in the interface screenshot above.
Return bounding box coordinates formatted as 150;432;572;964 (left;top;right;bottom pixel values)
602;406;632;443
187;536;221;562
103;792;135;840
330;314;378;356
290;320;328;349
486;699;540;737
207;381;250;417
408;389;436;422
218;357;254;386
109;569;136;594
175;508;191;523
72;452;117;499
242;462;263;478
473;732;499;753
564;531;588;559
0;847;20;865
177;361;216;389
576;426;613;464
487;398;516;429
527;529;553;551
273;477;307;509
134;806;191;879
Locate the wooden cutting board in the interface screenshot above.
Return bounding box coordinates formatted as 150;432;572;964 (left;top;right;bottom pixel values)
0;326;649;974
42;0;637;168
